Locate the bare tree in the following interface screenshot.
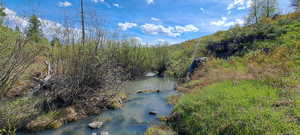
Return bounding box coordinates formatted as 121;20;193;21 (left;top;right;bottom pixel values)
0;37;44;99
80;0;85;46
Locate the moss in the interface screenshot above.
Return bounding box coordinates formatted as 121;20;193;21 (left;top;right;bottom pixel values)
26;111;60;132
48;120;63;129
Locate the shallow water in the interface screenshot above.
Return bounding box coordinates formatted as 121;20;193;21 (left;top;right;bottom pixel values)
18;77;177;135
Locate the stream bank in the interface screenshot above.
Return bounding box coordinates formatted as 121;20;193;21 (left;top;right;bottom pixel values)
18;77;177;135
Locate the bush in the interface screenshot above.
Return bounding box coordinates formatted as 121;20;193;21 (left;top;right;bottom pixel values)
170;80;300;135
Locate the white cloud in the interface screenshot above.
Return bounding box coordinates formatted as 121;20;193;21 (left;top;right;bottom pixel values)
4;8;29;32
58;1;72;7
140;23;199;37
227;0;252;10
200;8;205;13
92;0;104;3
3;8;80;39
151;17;160;22
113;3;120;8
210;17;245;27
175;24;199;33
118;22;137;31
140;24;180;37
147;0;154;4
156;39;169;45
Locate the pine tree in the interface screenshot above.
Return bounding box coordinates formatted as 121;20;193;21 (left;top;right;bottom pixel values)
0;6;6;25
15;26;20;33
26;15;43;42
50;37;61;47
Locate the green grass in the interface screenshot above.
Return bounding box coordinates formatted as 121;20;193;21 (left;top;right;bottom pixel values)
170;80;300;135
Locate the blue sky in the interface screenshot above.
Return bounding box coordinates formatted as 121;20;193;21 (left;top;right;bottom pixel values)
3;0;293;45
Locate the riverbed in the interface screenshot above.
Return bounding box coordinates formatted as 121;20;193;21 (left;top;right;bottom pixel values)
18;77;177;135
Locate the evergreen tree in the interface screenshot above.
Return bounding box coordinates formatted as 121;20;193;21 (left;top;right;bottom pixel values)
15;26;20;33
50;37;61;47
0;6;6;25
26;15;43;42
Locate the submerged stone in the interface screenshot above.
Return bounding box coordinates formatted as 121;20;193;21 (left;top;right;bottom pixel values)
88;121;104;129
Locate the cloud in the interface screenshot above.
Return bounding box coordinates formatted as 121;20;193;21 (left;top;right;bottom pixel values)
3;8;80;39
227;0;252;10
140;23;199;37
156;39;169;45
58;1;72;7
112;3;120;8
151;17;160;22
175;24;199;33
4;8;29;31
147;0;154;4
118;22;137;31
200;8;205;13
140;24;180;37
210;17;245;27
92;0;104;3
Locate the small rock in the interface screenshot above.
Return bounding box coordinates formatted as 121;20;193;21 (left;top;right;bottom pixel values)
101;131;109;135
88;121;103;129
136;89;160;94
149;111;158;115
136;90;143;94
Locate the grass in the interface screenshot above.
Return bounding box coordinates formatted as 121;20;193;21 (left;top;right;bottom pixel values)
170;80;300;135
144;125;176;135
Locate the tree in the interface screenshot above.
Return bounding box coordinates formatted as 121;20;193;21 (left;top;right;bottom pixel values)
50;37;61;47
247;0;262;24
261;0;278;18
80;0;85;46
247;0;278;24
0;6;6;25
26;15;43;42
15;26;20;33
292;0;300;10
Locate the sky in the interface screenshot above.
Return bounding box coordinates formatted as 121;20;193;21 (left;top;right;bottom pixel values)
2;0;293;45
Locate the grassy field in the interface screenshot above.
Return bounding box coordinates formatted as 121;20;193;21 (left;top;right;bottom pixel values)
167;11;300;135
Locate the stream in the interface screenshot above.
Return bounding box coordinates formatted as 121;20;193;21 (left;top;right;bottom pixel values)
18;76;177;135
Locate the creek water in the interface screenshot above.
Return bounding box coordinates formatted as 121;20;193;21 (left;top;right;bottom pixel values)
18;77;177;135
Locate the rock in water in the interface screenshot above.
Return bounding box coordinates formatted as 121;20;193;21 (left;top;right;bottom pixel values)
149;111;158;115
101;132;109;135
88;121;103;129
136;89;160;94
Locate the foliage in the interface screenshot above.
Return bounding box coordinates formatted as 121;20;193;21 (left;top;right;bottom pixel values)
0;6;6;25
0;26;45;98
26;15;44;43
206;22;286;58
0;97;40;135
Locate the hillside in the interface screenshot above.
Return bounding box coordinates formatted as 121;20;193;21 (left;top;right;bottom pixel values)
165;11;300;135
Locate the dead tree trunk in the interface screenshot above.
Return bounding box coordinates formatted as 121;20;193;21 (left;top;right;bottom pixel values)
80;0;85;46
